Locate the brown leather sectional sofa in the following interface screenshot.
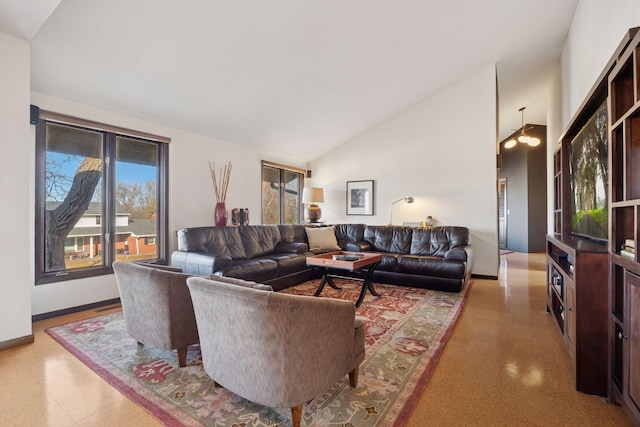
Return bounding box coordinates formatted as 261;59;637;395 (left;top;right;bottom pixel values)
171;224;472;292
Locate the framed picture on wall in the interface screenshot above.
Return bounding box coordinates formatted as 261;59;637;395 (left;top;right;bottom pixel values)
346;180;374;215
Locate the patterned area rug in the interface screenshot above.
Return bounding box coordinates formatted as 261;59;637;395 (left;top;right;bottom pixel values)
46;279;472;426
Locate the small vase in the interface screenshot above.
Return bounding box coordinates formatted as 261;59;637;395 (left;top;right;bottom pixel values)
215;202;228;226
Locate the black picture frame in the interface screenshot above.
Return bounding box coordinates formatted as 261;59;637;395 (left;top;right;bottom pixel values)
346;180;374;215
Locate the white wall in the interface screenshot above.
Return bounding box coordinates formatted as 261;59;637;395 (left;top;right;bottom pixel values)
560;1;640;128
0;33;32;343
308;64;500;277
29;92;306;316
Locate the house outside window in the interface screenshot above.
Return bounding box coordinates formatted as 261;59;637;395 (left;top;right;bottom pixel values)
35;113;169;284
261;161;304;224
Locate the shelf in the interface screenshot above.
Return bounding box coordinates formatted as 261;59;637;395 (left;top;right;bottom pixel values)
611;206;635;257
627;111;640;200
611;264;625;322
611;55;635;123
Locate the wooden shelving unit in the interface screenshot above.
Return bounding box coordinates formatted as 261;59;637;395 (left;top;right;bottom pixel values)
546;30;640;413
546;235;609;396
608;28;640;427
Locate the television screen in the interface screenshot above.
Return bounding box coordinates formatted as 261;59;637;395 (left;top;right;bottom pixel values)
569;100;608;241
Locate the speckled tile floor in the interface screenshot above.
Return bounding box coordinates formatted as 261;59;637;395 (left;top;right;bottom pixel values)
0;252;632;426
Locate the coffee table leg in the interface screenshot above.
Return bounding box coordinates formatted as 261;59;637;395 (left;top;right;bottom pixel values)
314;274;328;297
355;263;381;307
365;264;381;297
326;275;342;290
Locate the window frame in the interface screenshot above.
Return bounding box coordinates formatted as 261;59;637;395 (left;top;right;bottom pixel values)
261;161;305;225
34;113;170;285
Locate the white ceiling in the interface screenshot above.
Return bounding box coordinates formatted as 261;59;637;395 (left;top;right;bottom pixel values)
2;0;578;163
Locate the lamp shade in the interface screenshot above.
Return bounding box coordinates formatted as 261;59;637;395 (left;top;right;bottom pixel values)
302;187;324;204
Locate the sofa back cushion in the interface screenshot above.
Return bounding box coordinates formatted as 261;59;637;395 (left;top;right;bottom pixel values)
277;224;309;244
333;224;366;250
239;225;281;258
364;226;413;254
410;226;469;257
177;226;247;259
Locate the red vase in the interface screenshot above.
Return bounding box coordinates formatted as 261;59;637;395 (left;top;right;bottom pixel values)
215;202;227;226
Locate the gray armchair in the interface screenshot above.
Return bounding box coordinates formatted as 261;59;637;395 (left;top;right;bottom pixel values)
186;276;366;427
112;261;198;367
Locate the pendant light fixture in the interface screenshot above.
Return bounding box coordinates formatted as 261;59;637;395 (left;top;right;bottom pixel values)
504;107;541;149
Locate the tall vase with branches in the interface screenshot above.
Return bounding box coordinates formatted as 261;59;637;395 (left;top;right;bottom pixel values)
209;161;232;226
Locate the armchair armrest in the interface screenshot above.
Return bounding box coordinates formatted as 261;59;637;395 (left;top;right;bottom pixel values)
171;251;233;275
345;241;374;252
275;241;309;254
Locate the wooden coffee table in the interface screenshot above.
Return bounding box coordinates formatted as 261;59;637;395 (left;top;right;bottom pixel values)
306;251;382;307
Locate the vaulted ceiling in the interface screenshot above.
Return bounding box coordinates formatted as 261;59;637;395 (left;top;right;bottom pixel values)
1;0;579;162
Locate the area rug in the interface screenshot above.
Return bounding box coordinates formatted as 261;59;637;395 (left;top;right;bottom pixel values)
46;279;472;426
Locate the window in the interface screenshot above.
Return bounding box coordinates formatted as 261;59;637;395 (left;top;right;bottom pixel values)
261;161;304;224
35;114;169;284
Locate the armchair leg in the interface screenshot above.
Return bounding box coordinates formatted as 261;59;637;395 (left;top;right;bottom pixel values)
349;366;359;388
291;404;302;427
177;347;187;367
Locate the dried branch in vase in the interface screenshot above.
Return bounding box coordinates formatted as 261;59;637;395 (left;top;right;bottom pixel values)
209;161;232;203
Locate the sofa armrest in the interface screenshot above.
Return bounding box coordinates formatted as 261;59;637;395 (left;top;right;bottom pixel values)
345;241;374;252
444;245;470;261
445;245;473;282
171;251;233;275
275;241;309;254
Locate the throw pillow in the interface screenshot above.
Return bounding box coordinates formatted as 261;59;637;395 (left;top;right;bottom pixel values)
305;226;341;252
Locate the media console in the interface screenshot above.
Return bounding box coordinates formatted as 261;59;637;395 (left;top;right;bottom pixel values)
546;235;609;397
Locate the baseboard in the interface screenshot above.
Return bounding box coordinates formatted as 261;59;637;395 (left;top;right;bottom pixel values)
0;334;35;351
32;298;121;322
471;273;498;280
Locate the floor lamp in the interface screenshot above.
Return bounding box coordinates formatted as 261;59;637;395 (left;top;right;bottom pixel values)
389;196;414;225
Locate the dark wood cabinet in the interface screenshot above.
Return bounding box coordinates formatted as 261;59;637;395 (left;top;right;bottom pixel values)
608;28;640;427
546;235;609;396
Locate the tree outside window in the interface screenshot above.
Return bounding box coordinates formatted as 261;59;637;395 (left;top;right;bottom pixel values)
35;119;168;284
261;163;303;224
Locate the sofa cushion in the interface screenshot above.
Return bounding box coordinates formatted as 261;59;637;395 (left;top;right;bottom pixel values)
378;253;400;271
218;258;279;282
262;253;309;276
239;225;281;258
410;226;469;257
177;226;247;259
333;224;366;250
397;255;466;279
209;274;273;291
277;224;309;244
364;226;412;254
305;226;340;252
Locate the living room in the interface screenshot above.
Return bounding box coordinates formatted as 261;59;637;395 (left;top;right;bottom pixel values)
1;0;640;425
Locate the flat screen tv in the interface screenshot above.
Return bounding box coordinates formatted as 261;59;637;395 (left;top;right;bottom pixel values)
569;100;608;241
